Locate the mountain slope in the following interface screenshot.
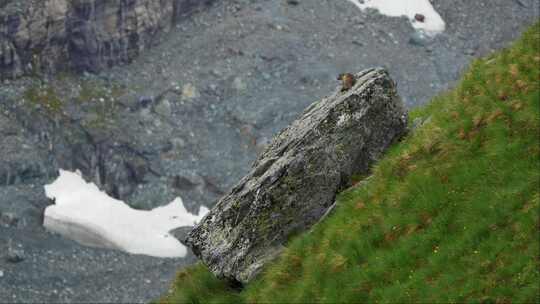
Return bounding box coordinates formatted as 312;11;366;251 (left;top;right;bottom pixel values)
160;22;540;303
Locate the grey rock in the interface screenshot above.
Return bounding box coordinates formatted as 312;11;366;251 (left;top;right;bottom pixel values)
155;99;173;117
286;0;300;6
515;0;530;7
6;246;25;263
411;117;425;132
138;96;155;109
172;175;202;191
210;69;223;77
169;226;194;245
409;31;431;46
0;212;18;228
232;77;247;92
186;68;408;284
464;49;476;56
182;83;200;100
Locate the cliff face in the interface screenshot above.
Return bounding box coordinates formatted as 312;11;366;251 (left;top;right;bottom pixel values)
0;0;214;79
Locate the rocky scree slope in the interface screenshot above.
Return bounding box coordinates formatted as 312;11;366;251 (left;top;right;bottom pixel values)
186;68;408;284
0;0;215;79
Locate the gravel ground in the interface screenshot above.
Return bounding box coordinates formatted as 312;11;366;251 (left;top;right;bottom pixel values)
0;0;538;302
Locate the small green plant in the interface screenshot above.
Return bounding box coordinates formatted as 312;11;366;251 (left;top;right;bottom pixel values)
75;79;125;129
76;80;123;104
159;263;242;304
23;83;64;114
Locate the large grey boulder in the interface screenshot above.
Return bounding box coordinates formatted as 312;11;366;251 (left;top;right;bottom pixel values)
185;68;408;284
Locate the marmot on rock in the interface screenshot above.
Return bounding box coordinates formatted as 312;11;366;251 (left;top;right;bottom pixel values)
337;73;356;92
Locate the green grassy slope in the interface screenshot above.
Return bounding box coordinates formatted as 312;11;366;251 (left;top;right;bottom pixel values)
160;22;540;303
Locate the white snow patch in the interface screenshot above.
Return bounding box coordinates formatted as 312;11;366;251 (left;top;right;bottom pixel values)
347;0;446;36
43;170;209;258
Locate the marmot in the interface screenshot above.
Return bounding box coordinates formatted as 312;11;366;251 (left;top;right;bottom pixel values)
337;73;356;92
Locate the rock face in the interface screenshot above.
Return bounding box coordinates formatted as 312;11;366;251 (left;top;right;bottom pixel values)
186;68;408;284
0;0;215;79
